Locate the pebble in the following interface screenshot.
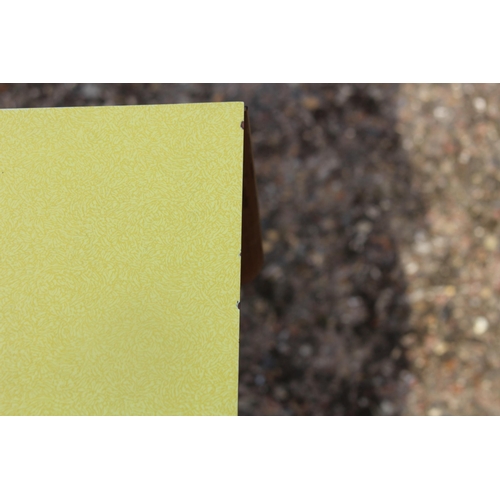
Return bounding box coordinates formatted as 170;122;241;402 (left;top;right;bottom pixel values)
403;138;413;150
433;106;449;120
299;344;313;357
302;95;321;111
408;289;425;303
432;236;446;249
348;296;363;308
459;150;471;164
380;400;394;414
415;357;426;369
366;206;381;219
405;261;419;275
391;347;402;359
428;407;442;416
80;83;101;99
433;341;448;356
473;316;489;336
356;220;373;234
474;97;487;112
415;241;432;255
484;235;497;251
262;240;273;254
265;229;280;242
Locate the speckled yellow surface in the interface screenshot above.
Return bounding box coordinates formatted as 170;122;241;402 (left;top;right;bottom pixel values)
0;102;244;415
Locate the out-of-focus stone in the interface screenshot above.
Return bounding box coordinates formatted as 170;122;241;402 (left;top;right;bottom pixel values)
473;317;489;336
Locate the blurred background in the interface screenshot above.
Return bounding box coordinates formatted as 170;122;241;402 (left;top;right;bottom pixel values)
3;83;499;415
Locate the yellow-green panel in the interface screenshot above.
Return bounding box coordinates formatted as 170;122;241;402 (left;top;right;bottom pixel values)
0;102;244;415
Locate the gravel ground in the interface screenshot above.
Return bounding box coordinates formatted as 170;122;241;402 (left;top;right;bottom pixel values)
1;83;497;415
